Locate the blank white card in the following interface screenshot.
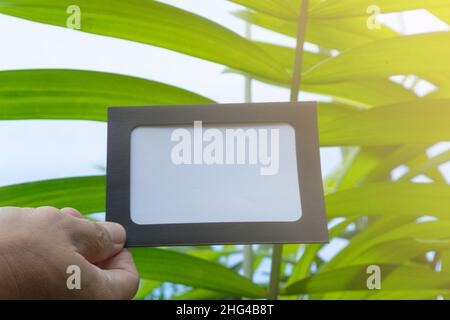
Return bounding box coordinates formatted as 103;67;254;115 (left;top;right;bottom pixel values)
130;123;301;225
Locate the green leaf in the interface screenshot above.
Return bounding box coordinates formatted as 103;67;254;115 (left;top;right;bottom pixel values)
233;9;397;51
403;152;445;182
353;238;450;265
188;248;239;261
133;280;160;300
304;32;450;84
0;69;213;121
288;219;355;285
317;102;359;127
254;41;329;72
319;99;450;146
430;7;450;25
305;79;416;107
323;220;450;292
283;264;450;295
322;215;416;272
334;146;395;190
399;149;450;182
228;42;416;106
326;182;450;219
309;0;450;19
0;0;289;83
441;250;450;274
131;248;266;298
0;176;105;213
364;145;429;183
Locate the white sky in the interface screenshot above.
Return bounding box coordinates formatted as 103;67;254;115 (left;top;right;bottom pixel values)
0;1;449;188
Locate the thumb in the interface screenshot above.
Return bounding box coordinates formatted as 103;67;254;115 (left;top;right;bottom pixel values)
66;217;126;263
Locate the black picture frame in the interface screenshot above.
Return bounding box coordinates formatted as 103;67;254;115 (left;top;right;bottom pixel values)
106;102;328;247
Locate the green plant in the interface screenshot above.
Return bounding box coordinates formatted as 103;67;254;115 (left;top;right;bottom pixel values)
1;0;450;299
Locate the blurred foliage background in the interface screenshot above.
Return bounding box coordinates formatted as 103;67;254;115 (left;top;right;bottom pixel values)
1;0;450;299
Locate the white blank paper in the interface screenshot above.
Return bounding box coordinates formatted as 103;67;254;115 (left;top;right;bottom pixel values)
130;123;301;225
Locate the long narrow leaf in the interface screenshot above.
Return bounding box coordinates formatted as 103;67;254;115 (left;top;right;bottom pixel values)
0;0;289;83
284;264;450;295
304;32;450;84
326;182;450;219
233;10;397;51
0;176;105;213
132;248;266;298
0;69;213;121
319;99;450;146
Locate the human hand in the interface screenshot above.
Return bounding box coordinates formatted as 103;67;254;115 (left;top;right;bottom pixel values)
0;206;139;299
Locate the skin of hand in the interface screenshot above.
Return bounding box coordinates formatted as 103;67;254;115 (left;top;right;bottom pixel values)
0;206;139;299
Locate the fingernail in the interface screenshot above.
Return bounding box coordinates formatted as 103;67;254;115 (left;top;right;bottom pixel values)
99;222;126;244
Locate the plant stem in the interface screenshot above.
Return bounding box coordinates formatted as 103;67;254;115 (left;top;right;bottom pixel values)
243;246;254;280
268;0;309;300
290;0;309;102
244;20;253;106
243;19;254;283
267;244;283;299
